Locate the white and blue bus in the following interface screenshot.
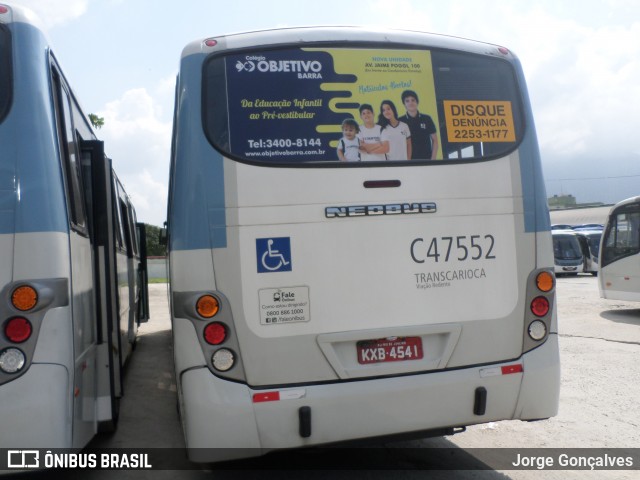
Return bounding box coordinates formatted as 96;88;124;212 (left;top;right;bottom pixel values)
552;229;584;275
0;4;149;449
167;27;560;462
599;196;640;301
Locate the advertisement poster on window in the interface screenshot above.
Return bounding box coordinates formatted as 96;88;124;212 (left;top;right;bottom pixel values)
223;48;442;163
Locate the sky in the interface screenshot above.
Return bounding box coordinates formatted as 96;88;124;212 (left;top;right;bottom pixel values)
11;0;640;226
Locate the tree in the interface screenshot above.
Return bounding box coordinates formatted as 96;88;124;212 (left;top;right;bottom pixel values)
89;113;104;129
144;223;166;257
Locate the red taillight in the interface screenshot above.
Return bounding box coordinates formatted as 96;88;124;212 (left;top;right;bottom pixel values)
204;322;227;345
0;6;9;15
530;296;550;317
5;318;32;343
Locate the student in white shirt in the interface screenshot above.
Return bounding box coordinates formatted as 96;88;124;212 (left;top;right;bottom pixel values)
377;100;411;161
357;104;387;161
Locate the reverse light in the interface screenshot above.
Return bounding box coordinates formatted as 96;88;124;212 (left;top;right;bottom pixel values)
4;317;32;343
11;285;38;311
536;271;554;292
196;295;219;318
204;322;227;345
0;348;25;373
212;349;235;371
528;320;547;341
530;296;550;317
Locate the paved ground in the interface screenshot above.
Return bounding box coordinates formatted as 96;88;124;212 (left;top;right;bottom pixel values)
9;276;639;479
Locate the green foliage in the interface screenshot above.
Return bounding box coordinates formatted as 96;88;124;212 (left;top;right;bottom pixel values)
89;113;104;129
144;223;166;257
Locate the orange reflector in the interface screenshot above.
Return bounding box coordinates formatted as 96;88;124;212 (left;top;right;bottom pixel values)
501;364;523;375
536;271;554;292
253;392;280;403
196;295;219;318
11;285;38;311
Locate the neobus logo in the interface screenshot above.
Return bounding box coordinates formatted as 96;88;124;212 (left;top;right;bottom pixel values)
325;202;437;218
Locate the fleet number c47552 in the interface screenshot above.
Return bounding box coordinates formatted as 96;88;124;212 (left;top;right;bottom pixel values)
411;235;496;263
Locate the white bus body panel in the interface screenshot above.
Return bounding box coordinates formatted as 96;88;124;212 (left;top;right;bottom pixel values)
599;254;640;302
181;335;559;463
0;365;70;448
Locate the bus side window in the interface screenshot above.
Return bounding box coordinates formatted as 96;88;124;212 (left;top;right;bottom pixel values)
119;198;134;257
112;178;125;251
52;68;88;233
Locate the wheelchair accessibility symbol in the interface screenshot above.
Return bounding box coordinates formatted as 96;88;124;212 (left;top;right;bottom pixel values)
256;237;292;273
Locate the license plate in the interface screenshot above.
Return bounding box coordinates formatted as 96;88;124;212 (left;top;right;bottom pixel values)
356;337;423;365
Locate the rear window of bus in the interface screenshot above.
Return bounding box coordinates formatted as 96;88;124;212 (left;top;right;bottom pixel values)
203;45;525;166
0;24;11;122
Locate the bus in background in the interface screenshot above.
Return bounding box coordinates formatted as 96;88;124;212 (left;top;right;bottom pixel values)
167;27;560;463
575;230;602;276
599;196;640;301
552;230;584;276
0;4;149;448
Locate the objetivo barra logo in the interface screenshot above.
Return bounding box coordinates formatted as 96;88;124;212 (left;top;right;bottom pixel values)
235;57;322;75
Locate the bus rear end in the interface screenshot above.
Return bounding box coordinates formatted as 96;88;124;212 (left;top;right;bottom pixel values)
168;27;559;462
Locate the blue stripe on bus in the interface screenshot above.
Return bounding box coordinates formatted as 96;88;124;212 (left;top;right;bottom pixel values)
169;53;227;251
515;60;551;234
0;23;68;235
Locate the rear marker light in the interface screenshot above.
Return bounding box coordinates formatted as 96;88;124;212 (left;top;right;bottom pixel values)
0;6;8;15
11;285;38;311
480;364;523;377
204;39;218;47
501;364;523;375
212;349;234;371
253;392;280;403
536;271;554;292
253;389;306;403
5;317;32;343
204;322;227;345
528;320;547;341
196;295;219;318
0;348;25;373
530;296;550;317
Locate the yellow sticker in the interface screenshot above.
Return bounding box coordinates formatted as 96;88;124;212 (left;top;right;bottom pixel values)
444;100;516;143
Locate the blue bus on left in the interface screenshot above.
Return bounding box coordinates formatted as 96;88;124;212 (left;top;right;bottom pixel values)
0;3;149;449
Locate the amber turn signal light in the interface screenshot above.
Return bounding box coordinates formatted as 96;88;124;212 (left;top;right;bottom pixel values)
536;271;554;293
11;285;38;311
196;295;220;318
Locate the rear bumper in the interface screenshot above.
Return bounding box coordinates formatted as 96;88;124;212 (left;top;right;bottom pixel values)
180;335;560;463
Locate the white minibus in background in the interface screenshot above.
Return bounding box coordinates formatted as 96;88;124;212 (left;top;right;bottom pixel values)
599;196;640;301
575;230;602;276
0;3;149;449
552;230;584;275
167;26;560;462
